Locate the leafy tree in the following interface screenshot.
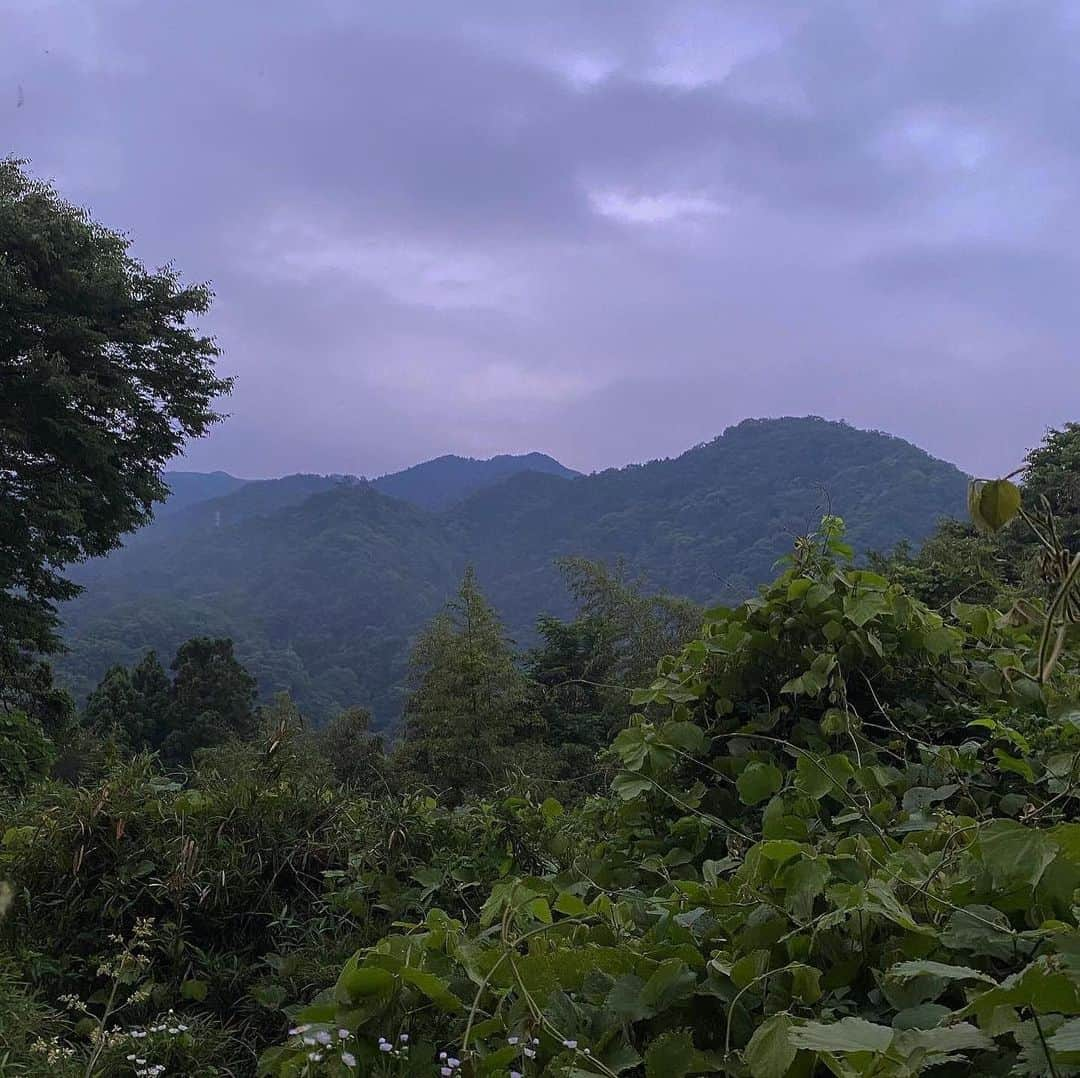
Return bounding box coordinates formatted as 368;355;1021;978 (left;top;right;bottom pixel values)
162;638;257;764
529;559;702;785
1022;421;1080;547
317;706;385;789
0;158;229;710
395;569;542;798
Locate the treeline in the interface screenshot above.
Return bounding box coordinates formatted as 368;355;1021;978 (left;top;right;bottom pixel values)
52;558;699;801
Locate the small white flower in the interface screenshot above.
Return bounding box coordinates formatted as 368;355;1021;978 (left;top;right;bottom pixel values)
507;1036;519;1045
400;1033;409;1042
563;1039;578;1049
524;1047;536;1058
379;1042;393;1052
449;1058;461;1068
440;1052;448;1060
338;1028;351;1039
441;1070;452;1077
303;1035;316;1046
342;1051;357;1067
511;1072;523;1078
308;1051;323;1062
316;1031;332;1046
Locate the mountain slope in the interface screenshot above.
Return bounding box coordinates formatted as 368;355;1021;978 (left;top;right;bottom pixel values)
58;418;968;726
159;471;249;514
371;452;579;510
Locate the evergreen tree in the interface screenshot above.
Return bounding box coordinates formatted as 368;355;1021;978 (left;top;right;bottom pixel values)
396;569;540;797
161;638;258;764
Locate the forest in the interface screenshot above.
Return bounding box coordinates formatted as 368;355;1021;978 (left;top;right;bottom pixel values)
4;162;1080;1078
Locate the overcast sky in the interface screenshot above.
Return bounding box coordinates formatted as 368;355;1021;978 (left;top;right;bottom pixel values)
5;1;1078;479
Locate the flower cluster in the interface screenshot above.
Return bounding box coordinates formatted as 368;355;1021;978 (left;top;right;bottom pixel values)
287;1023;358;1068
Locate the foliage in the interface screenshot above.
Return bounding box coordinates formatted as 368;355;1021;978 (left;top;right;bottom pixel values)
259;513;1080;1078
81;639;258;765
0;158;229;707
394;570;546;800
56;417;968;726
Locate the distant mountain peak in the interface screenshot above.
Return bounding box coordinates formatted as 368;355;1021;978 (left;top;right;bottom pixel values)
371;451;579;511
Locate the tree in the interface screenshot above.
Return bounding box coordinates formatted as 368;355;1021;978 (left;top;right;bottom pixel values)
82;650;171;753
161;638;257;764
317;706;384;788
0;158;230;708
527;559;702;788
396;569;541;798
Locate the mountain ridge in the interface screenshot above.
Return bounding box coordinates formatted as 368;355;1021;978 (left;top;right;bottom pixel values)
61;417;969;725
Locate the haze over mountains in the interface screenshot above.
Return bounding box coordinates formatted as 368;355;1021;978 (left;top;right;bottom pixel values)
60;417;969;727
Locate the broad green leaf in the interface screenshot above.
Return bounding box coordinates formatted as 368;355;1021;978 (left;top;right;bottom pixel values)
758;839;805;863
790;964;822;1004
887;961;995;986
780;858;829;922
335;959;394;1006
663;721;706;753
737;762;784;806
612;772;653;800
790;1017;894;1053
554;891;588;917
977;819;1058;892
399;967;462;1013
744;1013;797;1078
645;1029;694;1078
1048;1017;1080;1053
606;974;652;1022
640;959;697;1011
969;478;1022;533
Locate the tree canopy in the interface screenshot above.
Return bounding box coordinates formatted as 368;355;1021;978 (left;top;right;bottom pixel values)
0;158;229;702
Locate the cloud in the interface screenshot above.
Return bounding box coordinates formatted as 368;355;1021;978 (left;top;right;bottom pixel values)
4;0;1079;479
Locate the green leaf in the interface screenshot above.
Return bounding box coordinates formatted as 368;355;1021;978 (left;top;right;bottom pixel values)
790;964;822;1004
790;1017;894;1053
940;905;1015;960
180;978;208;1002
664;721;706;753
780;858;829;922
526;897;553;924
1048;1017;1080;1053
978;819;1058;892
737;762;784;806
335;958;394;1006
554;891;588;917
645;1029;694;1078
887;961;995;986
399;967;462;1013
758;840;804;863
541;796;564;820
744;1013;797;1078
640;959;696;1011
969;478;1022;533
612;772;652;800
606;974;652;1022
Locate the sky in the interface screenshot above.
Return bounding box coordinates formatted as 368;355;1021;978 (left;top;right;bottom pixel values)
4;0;1079;480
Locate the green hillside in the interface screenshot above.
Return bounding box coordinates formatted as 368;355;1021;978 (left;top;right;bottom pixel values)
57;417;968;726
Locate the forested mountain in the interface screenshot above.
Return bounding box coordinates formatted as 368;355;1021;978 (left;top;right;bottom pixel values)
159;471;249;514
370;451;579;509
58;417;968;726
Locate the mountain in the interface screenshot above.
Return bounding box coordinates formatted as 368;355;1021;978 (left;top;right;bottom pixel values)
58;418;969;727
158;470;248;515
371;452;580;510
